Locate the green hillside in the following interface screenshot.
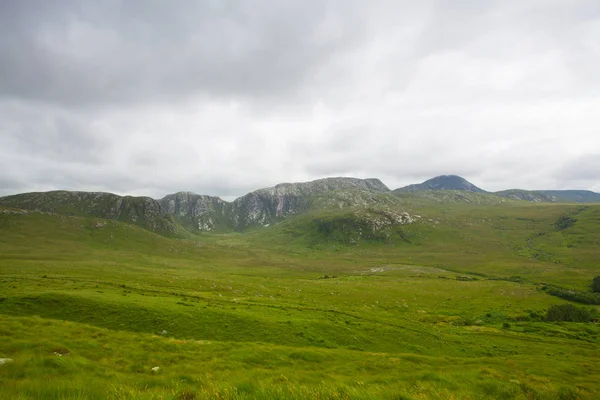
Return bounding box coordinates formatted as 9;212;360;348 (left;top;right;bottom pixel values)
1;204;599;399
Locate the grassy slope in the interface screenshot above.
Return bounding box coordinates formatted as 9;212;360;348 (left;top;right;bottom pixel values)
0;205;599;399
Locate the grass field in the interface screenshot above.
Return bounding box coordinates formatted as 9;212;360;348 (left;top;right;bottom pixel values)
1;201;599;399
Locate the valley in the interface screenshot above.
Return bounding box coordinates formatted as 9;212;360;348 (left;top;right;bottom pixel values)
0;176;599;399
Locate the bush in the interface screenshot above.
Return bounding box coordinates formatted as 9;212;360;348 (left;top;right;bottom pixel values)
555;215;576;230
592;276;600;293
544;285;600;305
546;304;592;322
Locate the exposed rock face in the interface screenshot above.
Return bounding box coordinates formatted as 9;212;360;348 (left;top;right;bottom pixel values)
0;191;171;232
228;178;389;229
159;192;227;231
229;191;309;228
396;175;486;193
0;177;391;233
265;177;389;195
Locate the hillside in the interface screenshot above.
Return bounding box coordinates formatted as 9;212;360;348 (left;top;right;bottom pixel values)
0;190;177;234
1;176;599;244
494;189;557;202
1;201;599;399
0;177;391;234
395;176;600;204
494;189;600;203
541;190;600;203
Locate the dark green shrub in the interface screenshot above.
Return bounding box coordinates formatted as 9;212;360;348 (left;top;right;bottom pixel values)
592;276;600;293
546;304;592;322
545;285;600;305
555;215;576;230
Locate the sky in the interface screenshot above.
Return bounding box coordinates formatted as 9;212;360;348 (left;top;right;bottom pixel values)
1;0;599;199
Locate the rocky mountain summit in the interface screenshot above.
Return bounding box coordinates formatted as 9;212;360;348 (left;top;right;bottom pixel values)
396;175;486;193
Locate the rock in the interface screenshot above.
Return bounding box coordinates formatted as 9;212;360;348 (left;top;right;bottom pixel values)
1;209;28;215
151;366;160;372
161;330;168;336
0;358;13;365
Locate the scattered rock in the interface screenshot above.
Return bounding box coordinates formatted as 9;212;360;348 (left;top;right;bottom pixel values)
2;209;28;215
161;330;168;336
52;348;70;356
151;366;160;372
0;358;13;365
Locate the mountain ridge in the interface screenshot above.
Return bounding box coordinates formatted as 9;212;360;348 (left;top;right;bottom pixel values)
1;175;599;236
0;177;391;234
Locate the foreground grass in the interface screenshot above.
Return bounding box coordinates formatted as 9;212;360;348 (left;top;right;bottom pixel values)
1;207;599;398
1;315;597;400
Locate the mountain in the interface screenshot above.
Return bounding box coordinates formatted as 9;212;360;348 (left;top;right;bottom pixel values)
2;176;599;238
494;189;557;203
395;175;486;193
396;176;600;203
229;177;389;229
0;190;176;233
0;177;391;234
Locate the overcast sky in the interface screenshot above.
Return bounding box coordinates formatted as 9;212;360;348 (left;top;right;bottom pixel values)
1;0;599;199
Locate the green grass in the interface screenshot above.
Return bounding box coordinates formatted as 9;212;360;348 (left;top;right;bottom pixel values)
1;203;599;399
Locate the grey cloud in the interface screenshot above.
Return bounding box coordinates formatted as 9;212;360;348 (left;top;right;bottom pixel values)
0;0;367;106
0;101;108;163
0;1;598;198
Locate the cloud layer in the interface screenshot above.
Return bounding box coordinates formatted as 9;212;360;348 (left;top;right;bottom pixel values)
1;0;599;198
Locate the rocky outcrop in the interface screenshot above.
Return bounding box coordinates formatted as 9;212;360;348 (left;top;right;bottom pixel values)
228;178;389;229
0;191;173;232
159;192;228;231
0;177;391;233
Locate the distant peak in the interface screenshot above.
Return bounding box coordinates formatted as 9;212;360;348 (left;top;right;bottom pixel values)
396;175;486;193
